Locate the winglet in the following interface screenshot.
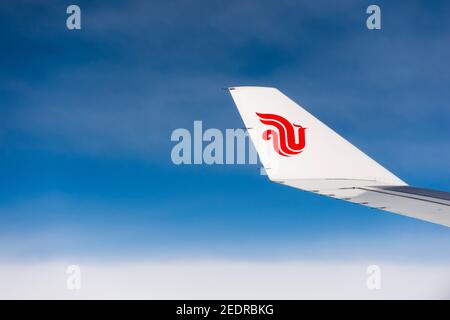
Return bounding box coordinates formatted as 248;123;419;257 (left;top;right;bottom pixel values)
228;86;406;185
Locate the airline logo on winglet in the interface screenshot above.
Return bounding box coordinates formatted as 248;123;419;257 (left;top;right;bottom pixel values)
256;112;306;157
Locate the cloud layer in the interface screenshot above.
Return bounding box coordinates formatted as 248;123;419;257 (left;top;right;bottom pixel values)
1;260;448;299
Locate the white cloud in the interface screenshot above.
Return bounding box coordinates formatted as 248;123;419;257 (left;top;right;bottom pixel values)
0;260;448;299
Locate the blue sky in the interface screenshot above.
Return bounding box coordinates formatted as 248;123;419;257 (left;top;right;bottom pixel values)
0;0;449;267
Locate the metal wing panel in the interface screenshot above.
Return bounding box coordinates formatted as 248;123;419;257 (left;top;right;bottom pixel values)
280;180;450;227
351;186;450;227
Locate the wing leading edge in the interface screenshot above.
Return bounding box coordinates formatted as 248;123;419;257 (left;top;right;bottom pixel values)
228;86;450;227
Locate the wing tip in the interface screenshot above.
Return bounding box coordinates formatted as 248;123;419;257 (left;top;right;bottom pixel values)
226;86;278;91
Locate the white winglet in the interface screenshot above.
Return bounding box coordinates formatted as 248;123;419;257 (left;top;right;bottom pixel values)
229;86;405;184
228;86;450;227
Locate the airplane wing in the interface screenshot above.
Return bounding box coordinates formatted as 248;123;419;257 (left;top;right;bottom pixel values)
227;86;450;227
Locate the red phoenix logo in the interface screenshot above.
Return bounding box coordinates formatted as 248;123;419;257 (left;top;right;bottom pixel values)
256;112;306;157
